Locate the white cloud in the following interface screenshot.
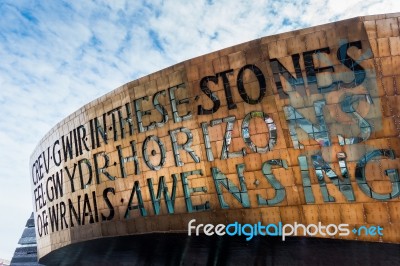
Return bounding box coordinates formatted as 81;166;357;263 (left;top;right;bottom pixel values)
0;0;399;260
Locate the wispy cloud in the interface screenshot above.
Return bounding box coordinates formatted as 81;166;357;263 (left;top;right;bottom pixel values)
0;0;399;260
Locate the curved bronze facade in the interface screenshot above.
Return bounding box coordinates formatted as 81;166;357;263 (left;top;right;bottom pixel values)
31;13;400;261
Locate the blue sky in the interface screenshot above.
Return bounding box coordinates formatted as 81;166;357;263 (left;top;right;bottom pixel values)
0;0;399;261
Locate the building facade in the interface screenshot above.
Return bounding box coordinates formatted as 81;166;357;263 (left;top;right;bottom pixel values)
31;13;400;264
10;214;42;266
